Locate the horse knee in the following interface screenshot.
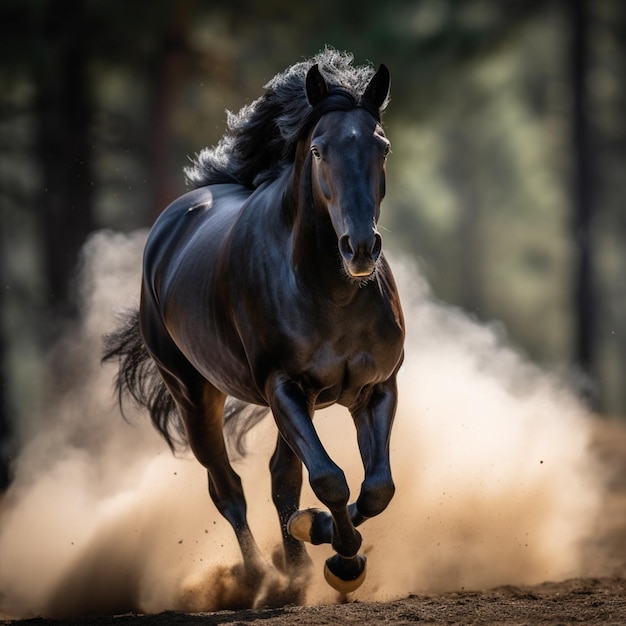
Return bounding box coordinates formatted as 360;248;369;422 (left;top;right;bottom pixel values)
309;466;350;509
357;476;395;518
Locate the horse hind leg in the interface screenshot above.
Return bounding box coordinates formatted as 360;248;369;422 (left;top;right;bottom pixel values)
157;365;267;586
269;434;312;579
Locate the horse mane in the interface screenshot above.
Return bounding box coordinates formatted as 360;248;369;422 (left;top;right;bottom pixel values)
185;48;389;189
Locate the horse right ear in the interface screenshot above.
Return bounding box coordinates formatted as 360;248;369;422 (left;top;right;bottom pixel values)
306;64;329;106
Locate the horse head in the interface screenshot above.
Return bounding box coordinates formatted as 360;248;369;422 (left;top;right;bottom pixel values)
305;63;391;280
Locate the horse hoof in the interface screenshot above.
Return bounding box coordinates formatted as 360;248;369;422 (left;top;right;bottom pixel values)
323;553;367;593
287;508;323;543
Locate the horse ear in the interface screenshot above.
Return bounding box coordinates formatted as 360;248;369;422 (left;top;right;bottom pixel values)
363;64;390;110
306;64;329;106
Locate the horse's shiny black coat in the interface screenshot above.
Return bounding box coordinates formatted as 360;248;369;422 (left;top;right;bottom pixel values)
104;51;404;596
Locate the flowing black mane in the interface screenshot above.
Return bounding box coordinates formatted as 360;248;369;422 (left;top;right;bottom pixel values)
185;49;389;189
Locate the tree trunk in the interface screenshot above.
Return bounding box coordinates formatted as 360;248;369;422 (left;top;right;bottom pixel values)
147;3;191;220
0;272;11;490
34;0;94;328
570;0;595;398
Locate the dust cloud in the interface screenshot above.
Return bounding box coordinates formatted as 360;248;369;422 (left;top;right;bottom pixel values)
0;231;607;619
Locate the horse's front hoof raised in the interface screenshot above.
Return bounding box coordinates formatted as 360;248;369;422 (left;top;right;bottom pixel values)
287;508;331;544
287;508;319;542
323;553;367;593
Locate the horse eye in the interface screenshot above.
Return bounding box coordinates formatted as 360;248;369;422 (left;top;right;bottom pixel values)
311;146;321;159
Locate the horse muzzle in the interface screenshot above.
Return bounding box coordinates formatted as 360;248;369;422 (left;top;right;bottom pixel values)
339;232;382;278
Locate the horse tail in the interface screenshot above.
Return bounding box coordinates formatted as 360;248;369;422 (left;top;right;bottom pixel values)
102;307;184;452
223;399;271;459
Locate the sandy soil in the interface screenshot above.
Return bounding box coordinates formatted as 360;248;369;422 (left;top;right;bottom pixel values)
0;576;624;625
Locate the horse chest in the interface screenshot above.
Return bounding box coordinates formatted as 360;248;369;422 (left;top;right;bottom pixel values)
285;312;402;408
306;347;378;407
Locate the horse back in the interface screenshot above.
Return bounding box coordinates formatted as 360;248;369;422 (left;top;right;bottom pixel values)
142;185;249;300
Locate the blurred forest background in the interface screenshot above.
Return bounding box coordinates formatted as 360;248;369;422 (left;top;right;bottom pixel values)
0;0;624;489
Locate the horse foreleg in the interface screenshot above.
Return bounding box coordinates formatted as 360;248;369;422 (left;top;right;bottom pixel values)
268;377;365;592
351;378;398;520
287;502;363;544
287;378;399;591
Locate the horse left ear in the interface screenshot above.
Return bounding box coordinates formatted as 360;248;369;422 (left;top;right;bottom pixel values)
306;64;329;106
363;64;390;110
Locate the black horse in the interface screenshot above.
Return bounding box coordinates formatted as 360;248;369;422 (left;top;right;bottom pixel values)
104;50;404;597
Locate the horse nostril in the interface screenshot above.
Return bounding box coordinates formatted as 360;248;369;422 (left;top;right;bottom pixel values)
339;235;354;260
371;233;382;261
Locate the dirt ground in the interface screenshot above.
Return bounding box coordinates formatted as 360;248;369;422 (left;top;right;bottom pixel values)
0;577;624;625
